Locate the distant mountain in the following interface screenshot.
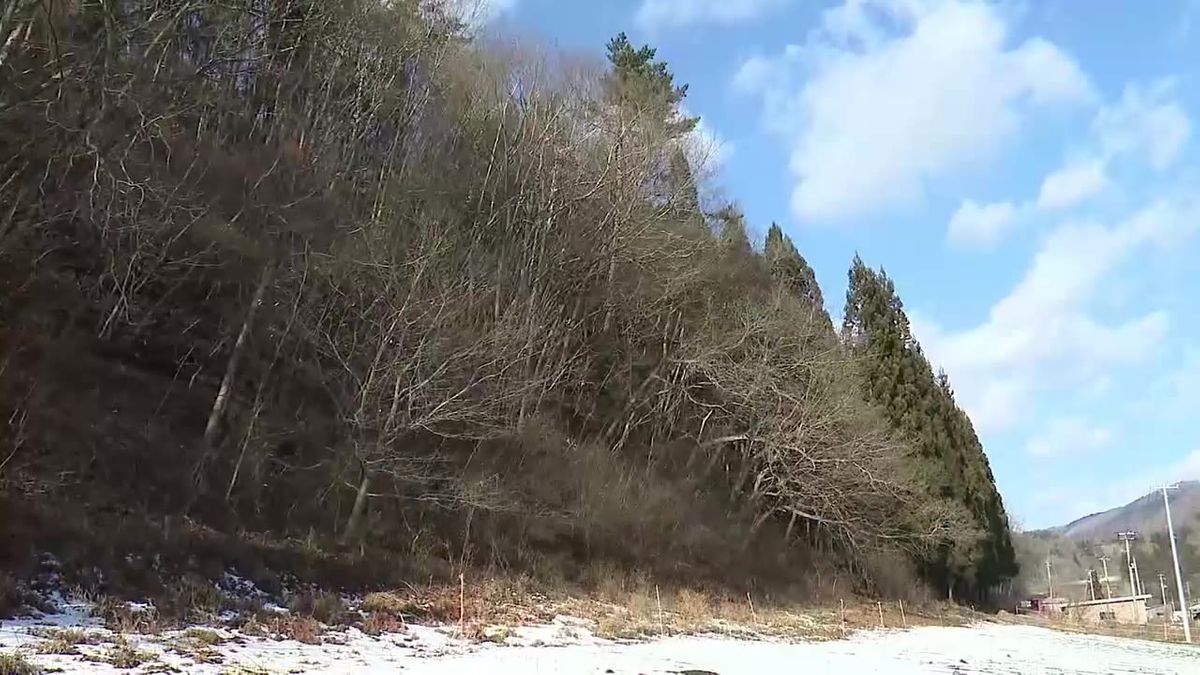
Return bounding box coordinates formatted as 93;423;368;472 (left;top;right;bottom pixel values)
1013;482;1200;600
1050;481;1200;541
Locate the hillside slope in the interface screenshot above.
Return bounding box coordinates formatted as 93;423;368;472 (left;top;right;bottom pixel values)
0;0;1015;611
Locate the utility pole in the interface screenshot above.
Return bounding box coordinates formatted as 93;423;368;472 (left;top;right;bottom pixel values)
1160;484;1191;643
1159;572;1171;611
1098;555;1113;599
1045;559;1055;599
1118;531;1140;596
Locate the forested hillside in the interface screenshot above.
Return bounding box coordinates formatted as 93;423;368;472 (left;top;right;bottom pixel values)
0;1;1014;607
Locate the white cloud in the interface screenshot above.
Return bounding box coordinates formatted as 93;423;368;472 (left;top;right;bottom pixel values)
734;0;1092;221
1094;80;1191;170
691;117;734;168
946;200;1019;249
1025;417;1112;458
681;114;735;173
1010;80;1191;228
732;52;786;93
1169;350;1200;406
1030;446;1200;527
950;79;1190;245
1143;348;1200;422
1091;448;1200;516
1170;450;1200;483
1179;0;1200;42
635;0;791;30
1036;158;1108;211
915;196;1200;434
963;376;1027;435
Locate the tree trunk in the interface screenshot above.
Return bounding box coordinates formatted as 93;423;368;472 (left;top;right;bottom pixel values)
342;470;372;543
203;266;270;448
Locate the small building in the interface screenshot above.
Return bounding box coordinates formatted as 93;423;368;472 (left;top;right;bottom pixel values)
1065;594;1152;625
1170;602;1200;623
1026;594;1070;615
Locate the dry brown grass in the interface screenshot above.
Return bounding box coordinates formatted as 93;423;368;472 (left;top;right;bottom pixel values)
0;650;43;675
266;615;322;644
165;628;228;665
0;576;20;620
362;611;407;636
181;627;228;645
546;577;968;643
359;591;416;617
288;590;345;624
84;641;154;669
91;597;162;634
162;576;225;621
30;627;104;655
671;588;710;624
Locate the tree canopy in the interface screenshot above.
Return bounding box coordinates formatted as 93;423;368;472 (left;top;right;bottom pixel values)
843;256;1019;598
604;32;698;137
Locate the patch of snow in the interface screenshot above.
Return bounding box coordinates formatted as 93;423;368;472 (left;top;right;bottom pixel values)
220;570;272;601
353;622;1200;674
5;590;101;629
503;615;605;647
5;605;1200;674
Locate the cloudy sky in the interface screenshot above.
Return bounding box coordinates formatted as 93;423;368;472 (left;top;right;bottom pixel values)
482;0;1200;530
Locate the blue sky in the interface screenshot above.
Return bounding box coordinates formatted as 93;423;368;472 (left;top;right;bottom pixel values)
479;0;1200;530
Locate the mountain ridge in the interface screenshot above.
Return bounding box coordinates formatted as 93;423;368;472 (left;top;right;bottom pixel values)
1045;480;1200;541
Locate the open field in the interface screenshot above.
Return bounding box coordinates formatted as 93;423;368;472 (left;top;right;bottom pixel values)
1;578;1198;675
3;609;1200;674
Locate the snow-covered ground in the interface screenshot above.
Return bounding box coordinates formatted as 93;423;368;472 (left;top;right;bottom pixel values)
2;562;1196;674
4;610;1200;674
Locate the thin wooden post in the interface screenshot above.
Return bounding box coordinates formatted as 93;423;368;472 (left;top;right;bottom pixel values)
656;585;665;634
459;572;466;637
899;599;907;628
878;601;885;628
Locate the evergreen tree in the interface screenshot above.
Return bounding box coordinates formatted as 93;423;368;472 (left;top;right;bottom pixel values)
604;33;704;233
666;148;705;231
764;223;829;327
842;256;1018;600
604;32;697;138
715;205;752;257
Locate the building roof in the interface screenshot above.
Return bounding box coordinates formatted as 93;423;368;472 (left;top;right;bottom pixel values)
1068;594;1152;608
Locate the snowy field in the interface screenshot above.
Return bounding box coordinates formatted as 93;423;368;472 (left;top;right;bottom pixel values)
4;609;1200;674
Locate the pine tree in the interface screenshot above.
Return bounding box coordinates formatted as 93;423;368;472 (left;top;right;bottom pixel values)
605;33;704;233
604;32;698;138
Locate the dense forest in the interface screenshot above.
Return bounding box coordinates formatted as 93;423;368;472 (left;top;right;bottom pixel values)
0;1;1015;605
